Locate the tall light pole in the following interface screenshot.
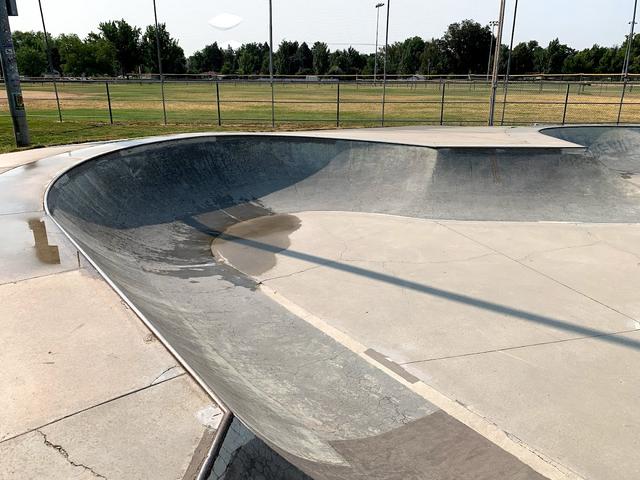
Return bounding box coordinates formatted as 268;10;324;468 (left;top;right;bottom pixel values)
0;0;30;146
486;20;499;81
622;0;638;78
37;0;61;122
619;0;638;123
373;3;385;83
488;0;506;126
500;0;519;125
269;0;275;128
381;0;390;126
152;0;167;125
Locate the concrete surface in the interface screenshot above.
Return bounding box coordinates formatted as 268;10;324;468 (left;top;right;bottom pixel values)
0;269;187;440
0;144;220;480
1;375;219;480
6;125;640;479
0;144;88;170
214;211;640;479
291;126;583;148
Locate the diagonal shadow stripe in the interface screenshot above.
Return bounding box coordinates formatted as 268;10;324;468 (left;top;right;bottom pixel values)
186;216;640;352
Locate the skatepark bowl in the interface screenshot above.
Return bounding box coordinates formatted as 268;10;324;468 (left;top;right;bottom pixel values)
45;126;640;479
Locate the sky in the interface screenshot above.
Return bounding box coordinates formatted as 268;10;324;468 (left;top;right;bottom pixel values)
7;0;638;56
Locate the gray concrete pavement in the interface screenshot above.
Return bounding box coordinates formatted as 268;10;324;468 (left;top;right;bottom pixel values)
0;145;220;480
220;211;639;479
289;125;583;148
6;125;640;479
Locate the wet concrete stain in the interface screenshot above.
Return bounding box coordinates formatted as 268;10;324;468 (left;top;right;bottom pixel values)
271;411;548;480
28;219;60;264
212;214;302;276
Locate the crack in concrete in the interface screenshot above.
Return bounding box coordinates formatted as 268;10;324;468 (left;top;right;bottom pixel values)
514;241;602;262
259;264;322;282
400;327;640;365
36;430;108;479
345;252;498;266
150;365;182;385
436;221;640;326
599;239;640;264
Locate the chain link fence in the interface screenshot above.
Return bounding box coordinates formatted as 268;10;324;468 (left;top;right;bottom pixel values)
2;75;640;128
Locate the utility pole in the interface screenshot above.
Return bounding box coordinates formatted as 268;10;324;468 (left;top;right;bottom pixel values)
269;0;275;128
622;0;638;77
619;0;638;123
0;0;29;146
500;0;519;125
37;0;61;122
381;0;390;126
488;0;506;126
152;0;167;125
373;3;384;83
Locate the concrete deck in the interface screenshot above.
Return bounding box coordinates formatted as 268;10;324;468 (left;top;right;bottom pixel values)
3;126;638;479
0;146;221;480
288;125;583;148
214;211;640;480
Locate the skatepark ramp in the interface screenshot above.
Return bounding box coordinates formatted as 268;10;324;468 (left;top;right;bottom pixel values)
46;128;640;479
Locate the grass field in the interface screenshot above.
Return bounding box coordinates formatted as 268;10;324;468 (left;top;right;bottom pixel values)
0;79;638;152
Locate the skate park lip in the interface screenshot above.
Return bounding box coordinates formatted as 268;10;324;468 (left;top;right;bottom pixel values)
42;125;640;479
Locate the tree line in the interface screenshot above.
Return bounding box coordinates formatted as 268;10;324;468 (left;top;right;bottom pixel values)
11;18;640;78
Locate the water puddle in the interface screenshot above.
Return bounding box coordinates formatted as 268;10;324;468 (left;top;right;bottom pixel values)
212;214;301;276
28;219;61;264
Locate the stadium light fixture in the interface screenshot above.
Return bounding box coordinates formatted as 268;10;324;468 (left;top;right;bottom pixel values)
486;20;499;81
381;0;391;125
619;0;639;123
374;3;385;83
622;0;639;78
488;0;506;126
152;0;167;125
500;0;519;125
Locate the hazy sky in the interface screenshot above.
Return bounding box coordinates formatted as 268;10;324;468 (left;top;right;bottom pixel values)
8;0;638;56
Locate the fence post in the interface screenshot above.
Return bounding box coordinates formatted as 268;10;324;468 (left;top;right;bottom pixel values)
53;80;62;122
105;82;113;124
381;82;386;127
439;81;446;125
617;80;627;125
336;80;340;128
562;83;570;125
215;80;221;126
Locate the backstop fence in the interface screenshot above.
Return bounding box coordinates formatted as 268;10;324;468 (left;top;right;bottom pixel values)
3;74;640;128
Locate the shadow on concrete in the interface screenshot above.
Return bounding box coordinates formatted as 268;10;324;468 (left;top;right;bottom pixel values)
191;217;640;353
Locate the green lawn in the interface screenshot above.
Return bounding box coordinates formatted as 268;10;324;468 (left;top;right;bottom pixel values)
1;80;638;152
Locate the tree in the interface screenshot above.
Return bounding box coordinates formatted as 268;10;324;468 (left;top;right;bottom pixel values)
141;23;186;74
275;40;299;75
543;39;575;73
99;19;142;76
187;42;224;73
419;39;449;74
237;43;264;75
294;42;313;74
328;47;366;75
442;20;492;74
510;41;539;74
56;33;116;76
399;36;425;74
220;46;236;74
380;42;403;75
13;31;47;76
311;42;329;75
